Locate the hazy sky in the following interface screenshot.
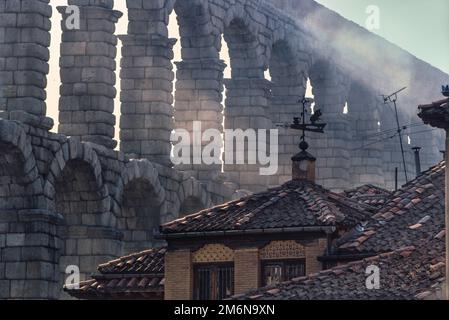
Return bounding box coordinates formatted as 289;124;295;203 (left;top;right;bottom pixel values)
317;0;449;74
47;0;449;132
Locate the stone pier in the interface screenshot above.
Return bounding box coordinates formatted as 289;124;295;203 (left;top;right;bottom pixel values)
58;0;122;149
308;63;351;192
224;78;272;192
0;0;53;129
348;84;384;187
119;34;176;166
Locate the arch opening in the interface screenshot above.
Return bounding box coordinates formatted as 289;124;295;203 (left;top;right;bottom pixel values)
55;159;108;298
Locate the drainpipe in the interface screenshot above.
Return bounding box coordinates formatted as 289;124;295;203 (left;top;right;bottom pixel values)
442;137;447;304
412;147;422;177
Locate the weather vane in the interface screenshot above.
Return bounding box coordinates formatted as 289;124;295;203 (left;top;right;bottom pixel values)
277;97;326;152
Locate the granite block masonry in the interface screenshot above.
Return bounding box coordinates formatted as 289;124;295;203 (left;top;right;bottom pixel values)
0;0;448;299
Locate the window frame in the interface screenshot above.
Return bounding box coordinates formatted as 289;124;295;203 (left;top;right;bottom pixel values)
261;259;306;287
193;262;234;300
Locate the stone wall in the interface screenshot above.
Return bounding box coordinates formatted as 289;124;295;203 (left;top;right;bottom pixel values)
0;119;232;299
1;0;449;299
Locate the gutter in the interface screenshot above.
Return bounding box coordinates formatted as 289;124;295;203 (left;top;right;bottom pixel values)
318;252;375;262
155;226;337;240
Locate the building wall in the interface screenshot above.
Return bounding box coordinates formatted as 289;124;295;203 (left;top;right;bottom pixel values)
234;248;260;294
164;250;193;300
164;238;328;300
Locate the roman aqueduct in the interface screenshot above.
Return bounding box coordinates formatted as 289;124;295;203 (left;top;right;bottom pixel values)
0;0;448;298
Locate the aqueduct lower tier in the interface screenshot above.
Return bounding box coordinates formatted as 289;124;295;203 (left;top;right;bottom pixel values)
0;0;448;298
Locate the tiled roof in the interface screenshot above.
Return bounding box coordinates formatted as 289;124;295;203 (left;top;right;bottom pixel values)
161;180;374;235
335;162;445;255
419;97;449;109
418;98;449;128
231;232;446;300
64;247;166;299
342;184;392;210
98;247;165;274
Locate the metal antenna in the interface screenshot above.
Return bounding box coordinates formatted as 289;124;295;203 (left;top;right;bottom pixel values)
382;87;408;183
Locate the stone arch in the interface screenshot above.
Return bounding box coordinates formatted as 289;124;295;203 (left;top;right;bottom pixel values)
116;159;166;253
171;0;219;60
222;14;265;79
44;139;110;217
0;120;42;211
49;140;119;299
176;177;211;217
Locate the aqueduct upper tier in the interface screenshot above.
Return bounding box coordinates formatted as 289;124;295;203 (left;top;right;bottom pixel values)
0;0;448;299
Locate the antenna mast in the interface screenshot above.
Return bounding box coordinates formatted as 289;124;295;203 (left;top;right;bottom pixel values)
382;87;408;183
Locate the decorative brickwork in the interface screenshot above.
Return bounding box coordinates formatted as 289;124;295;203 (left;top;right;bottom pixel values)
192;244;234;263
260;241;306;260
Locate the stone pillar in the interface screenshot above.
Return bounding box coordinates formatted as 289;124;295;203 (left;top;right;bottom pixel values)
58;1;122;149
308;66;351;192
224;78;272;192
348;85;385;187
119;34;176;166
0;210;62;299
269;53;308;186
0;0;54;130
174;58;226;180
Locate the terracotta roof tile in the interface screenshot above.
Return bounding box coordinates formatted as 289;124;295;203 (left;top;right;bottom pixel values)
336;162;445;255
233;237;445;300
64;247;166;299
341;184;392;210
161;180;373;235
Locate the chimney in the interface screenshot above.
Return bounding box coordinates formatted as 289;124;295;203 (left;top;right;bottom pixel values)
292;140;316;182
412;147;422;177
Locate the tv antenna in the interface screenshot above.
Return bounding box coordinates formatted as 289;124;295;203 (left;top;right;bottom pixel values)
382;87;408;183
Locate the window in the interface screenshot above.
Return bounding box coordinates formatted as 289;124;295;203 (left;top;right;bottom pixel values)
324;261;337;270
194;264;234;300
262;260;306;286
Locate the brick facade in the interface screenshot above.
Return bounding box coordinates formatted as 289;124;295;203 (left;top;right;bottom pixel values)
164;249;192;300
234;248;260;294
164;239;327;300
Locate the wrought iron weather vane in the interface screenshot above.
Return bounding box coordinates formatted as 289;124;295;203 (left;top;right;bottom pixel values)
278;97;327;152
